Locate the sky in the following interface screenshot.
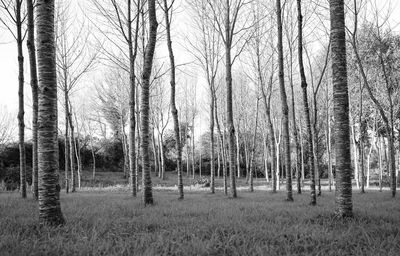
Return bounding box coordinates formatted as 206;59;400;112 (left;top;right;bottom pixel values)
0;0;399;136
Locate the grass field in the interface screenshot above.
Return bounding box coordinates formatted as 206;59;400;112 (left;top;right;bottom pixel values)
1;182;400;256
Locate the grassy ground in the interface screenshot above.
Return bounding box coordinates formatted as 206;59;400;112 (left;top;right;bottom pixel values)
1;188;399;255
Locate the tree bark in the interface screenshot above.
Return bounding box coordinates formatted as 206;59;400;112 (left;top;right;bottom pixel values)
64;93;70;193
261;75;277;193
330;0;353;217
249;98;259;192
16;0;26;199
215;96;228;195
69;117;76;193
141;0;158;205
210;88;216;193
37;0;65;225
277;0;293;201
27;0;39;200
297;0;316;205
128;0;140;197
163;0;184;199
224;0;237;198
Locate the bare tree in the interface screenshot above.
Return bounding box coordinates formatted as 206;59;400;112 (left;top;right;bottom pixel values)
26;0;39;200
347;0;397;197
141;0;158;205
0;0;27;198
330;0;353;217
276;0;293;201
162;0;184;199
187;0;222;194
36;0;65;226
56;0;97;192
206;0;253;198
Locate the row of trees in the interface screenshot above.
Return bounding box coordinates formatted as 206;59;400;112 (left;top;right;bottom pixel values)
0;0;399;225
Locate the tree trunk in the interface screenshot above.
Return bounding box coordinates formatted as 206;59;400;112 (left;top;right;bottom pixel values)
244;138;249;183
151;129;159;174
27;0;39;200
16;0;26;199
288;43;301;195
325;83;333;191
135;84;141;190
64;95;70;193
236;126;241;178
330;0;353;217
249;98;259;192
366;145;372;189
89;133;96;181
225;0;237;198
359;83;365;193
215;96;228;195
163;0;184;199
351;125;359;189
209;89;216;193
69;119;76;193
159;134;165;180
297;0;316;205
261;76;276;193
37;0;65;225
127;0;139;197
191;123;195;179
377;136;383;192
141;0;158;205
74;133;82;189
277;0;293;201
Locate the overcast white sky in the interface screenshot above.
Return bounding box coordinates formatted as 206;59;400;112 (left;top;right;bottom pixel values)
1;0;399;125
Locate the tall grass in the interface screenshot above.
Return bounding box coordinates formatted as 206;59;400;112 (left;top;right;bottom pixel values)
0;190;399;255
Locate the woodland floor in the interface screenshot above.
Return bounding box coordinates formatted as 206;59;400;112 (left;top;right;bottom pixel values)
1;173;400;255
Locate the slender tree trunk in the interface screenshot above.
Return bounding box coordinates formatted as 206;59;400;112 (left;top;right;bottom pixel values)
299;122;305;187
163;0;184;199
351;124;359;189
74;133;82;189
141;0;158;205
128;0;139;197
157;134;162;178
378;137;383;191
366;145;372;189
313;121;321;196
209;89;216;193
90;134;96;181
236;125;241;178
37;0;65;225
16;0;26;199
151;129;158;174
64;95;70;193
359;84;365;193
249;98;259;192
325;83;333;191
330;0;353;217
160;134;166;180
69;119;76;193
215;96;228;195
27;0;39;200
217;141;221;179
277;0;293;201
289;49;301;195
199;150;202;178
297;0;316;205
261;78;277;193
225;0;237;198
244;139;249;183
191;123;195;179
135;85;141;190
